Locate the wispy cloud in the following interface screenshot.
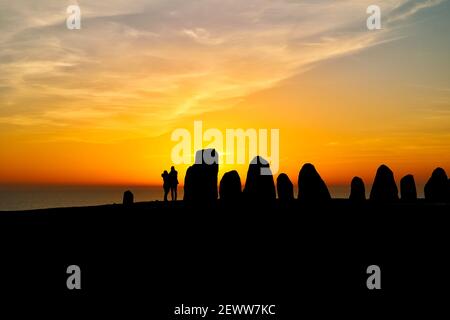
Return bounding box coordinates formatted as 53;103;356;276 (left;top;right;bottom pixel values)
386;0;445;23
0;0;446;140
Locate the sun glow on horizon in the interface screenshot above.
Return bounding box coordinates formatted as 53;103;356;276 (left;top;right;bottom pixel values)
1;1;449;190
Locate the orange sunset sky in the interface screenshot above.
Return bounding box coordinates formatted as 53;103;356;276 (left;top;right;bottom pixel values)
1;0;449;193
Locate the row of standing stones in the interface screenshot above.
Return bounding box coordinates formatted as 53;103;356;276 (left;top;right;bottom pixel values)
123;149;450;205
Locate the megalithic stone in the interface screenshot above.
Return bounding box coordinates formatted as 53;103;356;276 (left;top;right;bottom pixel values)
297;163;331;201
123;190;134;206
424;167;448;202
219;170;242;203
369;164;398;202
184;149;219;203
277;173;294;201
400;174;417;201
349;176;366;201
243;156;276;202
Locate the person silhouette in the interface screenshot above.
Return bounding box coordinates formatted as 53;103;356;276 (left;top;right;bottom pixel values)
169;166;179;201
161;170;170;202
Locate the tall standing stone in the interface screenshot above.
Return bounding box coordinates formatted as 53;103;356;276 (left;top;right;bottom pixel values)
424;168;448;202
400;174;417;201
369;165;398;202
243;156;276;202
184;149;219;204
277;173;294;202
123;190;134;206
349;177;366;201
219;170;242;203
297;163;331;201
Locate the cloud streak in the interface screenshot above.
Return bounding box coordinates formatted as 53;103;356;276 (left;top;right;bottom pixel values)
0;0;446;140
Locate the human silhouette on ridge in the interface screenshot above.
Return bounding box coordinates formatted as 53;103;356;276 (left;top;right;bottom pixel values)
169;166;179;201
161;170;170;202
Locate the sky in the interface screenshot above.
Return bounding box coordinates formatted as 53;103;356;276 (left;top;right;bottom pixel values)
0;0;449;192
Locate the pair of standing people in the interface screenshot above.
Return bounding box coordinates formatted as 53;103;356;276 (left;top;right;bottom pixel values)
162;166;178;201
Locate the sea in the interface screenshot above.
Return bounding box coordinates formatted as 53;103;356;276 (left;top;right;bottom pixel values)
0;185;171;212
0;185;358;211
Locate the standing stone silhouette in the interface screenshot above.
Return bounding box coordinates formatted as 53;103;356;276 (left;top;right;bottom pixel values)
243;156;276;202
277;173;294;202
349;177;366;201
123;190;134;206
424;168;448;202
297;163;331;201
219;170;242;203
400;174;417;201
369;165;398;202
184;149;219;204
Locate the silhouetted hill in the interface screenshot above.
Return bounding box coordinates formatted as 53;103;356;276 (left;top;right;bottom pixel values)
1;198;449;314
1;148;449;311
